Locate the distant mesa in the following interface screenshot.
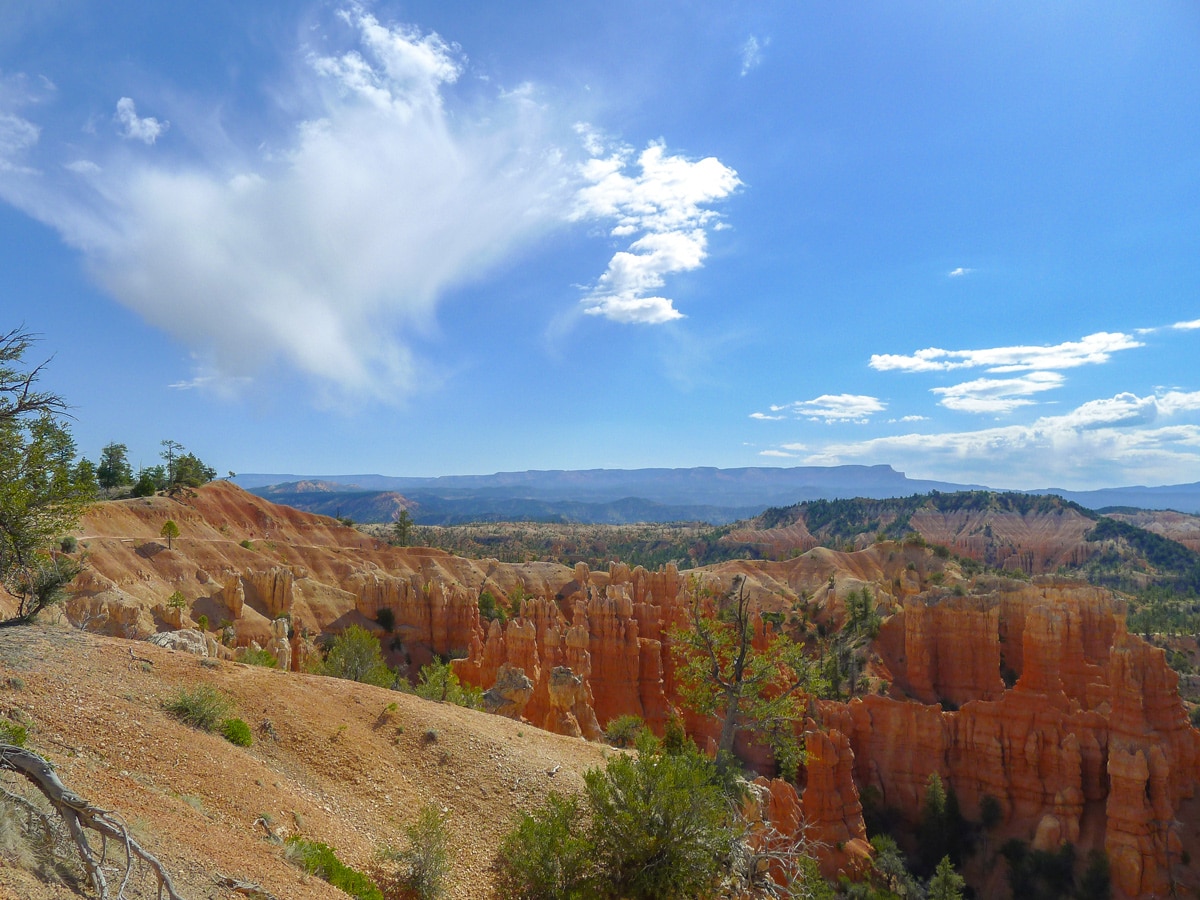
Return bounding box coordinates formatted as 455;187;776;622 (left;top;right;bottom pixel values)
234;465;1200;524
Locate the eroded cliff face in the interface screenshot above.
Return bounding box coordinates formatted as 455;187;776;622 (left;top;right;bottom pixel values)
860;581;1199;897
65;485;1200;897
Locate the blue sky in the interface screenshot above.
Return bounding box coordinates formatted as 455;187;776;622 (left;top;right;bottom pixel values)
2;1;1199;490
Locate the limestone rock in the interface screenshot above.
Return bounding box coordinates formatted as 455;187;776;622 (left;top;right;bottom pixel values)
147;629;208;656
483;664;534;719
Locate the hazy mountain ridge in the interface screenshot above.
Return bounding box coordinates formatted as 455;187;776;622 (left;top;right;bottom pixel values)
237;465;1200;524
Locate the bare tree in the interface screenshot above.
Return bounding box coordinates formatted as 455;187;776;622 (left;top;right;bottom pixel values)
0;328;67;423
0;743;185;898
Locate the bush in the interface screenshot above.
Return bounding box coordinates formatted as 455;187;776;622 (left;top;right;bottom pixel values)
414;662;482;709
585;738;733;899
374;806;450;900
604;715;645;748
0;720;28;747
321;625;395;688
494;793;594;900
221;717;253;747
286;837;383;900
59;535;78;553
478;591;507;625
163;684;232;732
197;614;209;631
241;648;278;668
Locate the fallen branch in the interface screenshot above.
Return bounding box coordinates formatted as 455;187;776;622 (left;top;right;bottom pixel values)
128;647;155;667
0;742;185;899
214;873;279;900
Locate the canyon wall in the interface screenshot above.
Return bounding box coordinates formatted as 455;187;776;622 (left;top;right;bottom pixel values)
64;484;1200;896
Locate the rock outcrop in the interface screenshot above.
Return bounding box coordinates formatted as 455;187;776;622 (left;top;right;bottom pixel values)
65;483;1200;898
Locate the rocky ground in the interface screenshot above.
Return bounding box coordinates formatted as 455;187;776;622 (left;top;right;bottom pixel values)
0;624;612;900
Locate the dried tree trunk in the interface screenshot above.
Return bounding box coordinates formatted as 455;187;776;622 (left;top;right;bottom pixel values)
0;743;185;899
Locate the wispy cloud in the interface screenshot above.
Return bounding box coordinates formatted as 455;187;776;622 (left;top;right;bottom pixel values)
572;141;740;324
797;389;1200;488
754;393;886;424
947;266;972;277
932;371;1064;414
0;8;573;401
739;36;765;76
870;331;1141;374
1171;318;1200;331
114;97;168;144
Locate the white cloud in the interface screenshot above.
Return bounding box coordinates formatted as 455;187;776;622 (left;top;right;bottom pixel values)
0;9;573;402
64;159;100;174
797;389;1200;489
740;36;765;76
889;415;928;423
0;112;38;171
947;267;972;277
757;393;886;424
749;411;785;421
759;448;797;458
573;141;740;324
932;371;1064;414
1171;318;1200;331
870;331;1142;374
114;97;168;144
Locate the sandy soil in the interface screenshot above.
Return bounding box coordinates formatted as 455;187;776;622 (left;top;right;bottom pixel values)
0;624;614;899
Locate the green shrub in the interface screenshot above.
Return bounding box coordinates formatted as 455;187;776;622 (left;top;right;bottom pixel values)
374;805;450;900
1190;706;1200;729
163;684;232;732
585;739;732;899
414;661;482;709
241;648;278;668
321;625;395;688
494;793;594;900
478;591;507;625
197;614;209;631
240;539;253;549
604;714;645;748
60;535;78;553
0;720;28;747
285;837;383;900
221;717;253;747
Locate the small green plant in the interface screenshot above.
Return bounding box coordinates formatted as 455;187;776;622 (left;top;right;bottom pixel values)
320;625;395;688
167;589;187;610
196;614;209;631
240;539;253;549
0;720;28;746
241;648;278;668
221;717;253;747
59;535;78;553
494;793;593;900
374;805;450;900
163;684;232;732
285;837;383;900
414;661;483;709
478;590;507;625
604;714;645;748
1190;706;1200;729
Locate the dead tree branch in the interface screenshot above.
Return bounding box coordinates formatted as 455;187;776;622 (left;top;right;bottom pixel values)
0;743;186;899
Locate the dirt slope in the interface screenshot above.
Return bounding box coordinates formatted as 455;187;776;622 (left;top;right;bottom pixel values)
0;625;612;900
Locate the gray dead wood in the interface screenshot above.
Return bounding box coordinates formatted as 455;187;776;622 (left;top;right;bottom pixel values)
0;743;185;899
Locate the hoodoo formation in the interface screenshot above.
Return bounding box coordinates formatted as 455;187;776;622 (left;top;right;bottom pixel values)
34;482;1200;897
